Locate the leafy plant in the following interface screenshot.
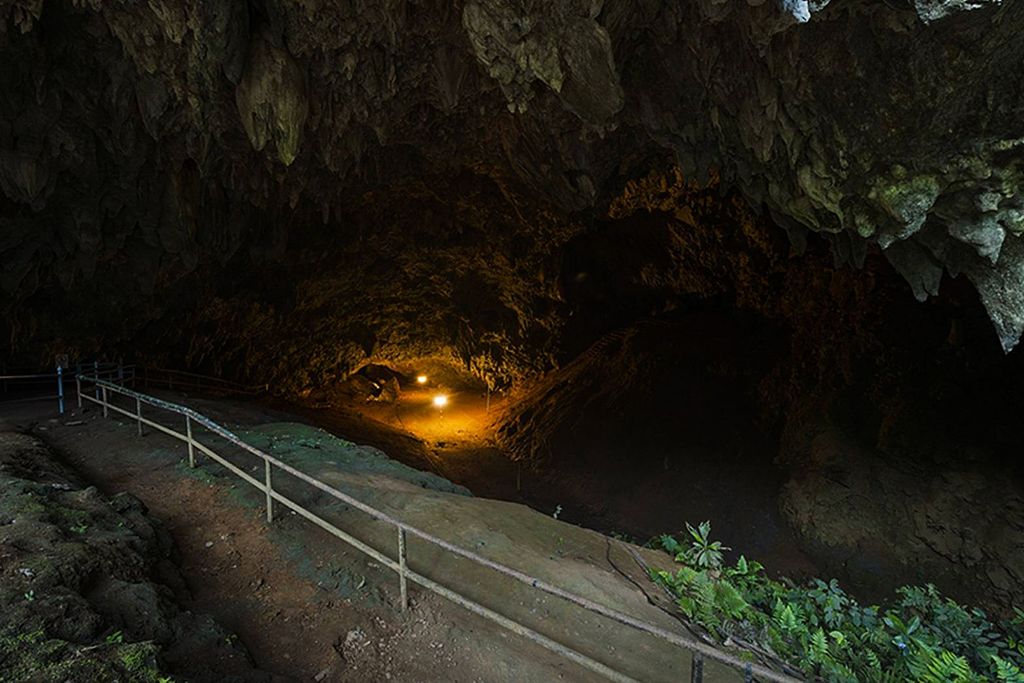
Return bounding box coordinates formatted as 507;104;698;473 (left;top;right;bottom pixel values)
661;521;731;570
654;564;749;627
650;521;1024;683
993;655;1024;683
908;646;977;683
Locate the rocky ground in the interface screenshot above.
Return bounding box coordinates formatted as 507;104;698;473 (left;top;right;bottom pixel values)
0;429;274;682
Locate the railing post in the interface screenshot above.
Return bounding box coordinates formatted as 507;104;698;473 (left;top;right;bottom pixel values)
56;366;64;416
398;527;408;611
264;459;274;523
76;374;82;409
185;416;195;468
744;662;752;683
93;361;100;399
101;385;108;418
118;363;124;386
691;653;703;683
136;398;143;436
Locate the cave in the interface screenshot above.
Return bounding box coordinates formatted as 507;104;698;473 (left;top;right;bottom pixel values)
2;1;1024;681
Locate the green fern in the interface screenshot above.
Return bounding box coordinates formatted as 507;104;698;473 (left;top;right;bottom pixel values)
651;520;1024;683
809;628;830;664
993;655;1024;683
774;601;801;634
712;580;748;619
909;647;975;683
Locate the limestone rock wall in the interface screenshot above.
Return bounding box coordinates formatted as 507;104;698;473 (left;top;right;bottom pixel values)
0;0;1021;372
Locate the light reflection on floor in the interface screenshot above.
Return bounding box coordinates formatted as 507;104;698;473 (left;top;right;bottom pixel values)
354;384;501;447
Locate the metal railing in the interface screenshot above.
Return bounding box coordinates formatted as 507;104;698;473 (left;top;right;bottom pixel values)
1;361;124;415
1;361;268;416
76;373;802;683
138;366;267;396
0;369;64;407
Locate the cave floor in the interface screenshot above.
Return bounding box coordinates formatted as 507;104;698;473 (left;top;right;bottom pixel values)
278;391;525;506
0;396;755;682
279;390;820;585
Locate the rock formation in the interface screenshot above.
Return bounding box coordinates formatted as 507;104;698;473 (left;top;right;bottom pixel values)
0;0;1021;371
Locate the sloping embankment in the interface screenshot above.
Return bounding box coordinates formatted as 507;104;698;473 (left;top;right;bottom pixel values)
0;430;271;682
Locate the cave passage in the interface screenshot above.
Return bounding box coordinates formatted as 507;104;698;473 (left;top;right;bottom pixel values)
2;0;1024;679
277;205;1024;615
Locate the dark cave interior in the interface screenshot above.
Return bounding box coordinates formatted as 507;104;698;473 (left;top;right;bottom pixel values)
2;0;1023;635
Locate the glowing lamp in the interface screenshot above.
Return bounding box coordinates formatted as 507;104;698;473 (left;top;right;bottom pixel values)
416;375;428;384
432;394;449;408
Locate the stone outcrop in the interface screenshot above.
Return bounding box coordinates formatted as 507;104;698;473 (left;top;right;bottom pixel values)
0;431;271;680
0;0;1021;367
779;418;1024;613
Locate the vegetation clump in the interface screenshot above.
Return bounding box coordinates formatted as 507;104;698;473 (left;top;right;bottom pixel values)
652;522;1024;682
0;629;168;682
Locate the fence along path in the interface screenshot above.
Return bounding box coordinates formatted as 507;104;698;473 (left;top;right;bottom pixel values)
1;362;125;413
0;362;252;414
76;372;803;683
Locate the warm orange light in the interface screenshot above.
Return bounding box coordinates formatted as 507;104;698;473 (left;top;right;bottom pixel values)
416;375;428;384
432;394;449;408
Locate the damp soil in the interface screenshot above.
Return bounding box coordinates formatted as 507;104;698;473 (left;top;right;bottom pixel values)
0;429;274;682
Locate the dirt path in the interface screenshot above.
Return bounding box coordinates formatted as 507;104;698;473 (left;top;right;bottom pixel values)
1;405;607;682
1;397;746;682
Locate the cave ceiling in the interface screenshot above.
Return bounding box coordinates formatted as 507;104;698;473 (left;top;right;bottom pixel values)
1;0;1022;383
